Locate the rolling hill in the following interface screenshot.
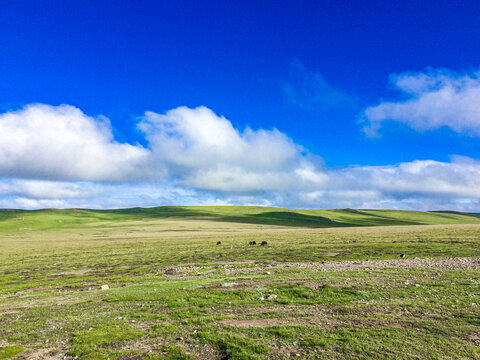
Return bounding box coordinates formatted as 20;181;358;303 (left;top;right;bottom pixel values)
1;206;479;231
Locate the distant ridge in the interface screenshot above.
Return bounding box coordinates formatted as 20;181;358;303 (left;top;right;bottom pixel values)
1;206;479;232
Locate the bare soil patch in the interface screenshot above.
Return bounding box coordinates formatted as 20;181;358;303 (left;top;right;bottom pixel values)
26;348;65;360
114;355;143;360
222;318;308;328
161;275;206;280
50;269;91;276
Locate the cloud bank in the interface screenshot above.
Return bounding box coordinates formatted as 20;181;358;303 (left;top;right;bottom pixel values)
1;101;480;211
362;68;480;136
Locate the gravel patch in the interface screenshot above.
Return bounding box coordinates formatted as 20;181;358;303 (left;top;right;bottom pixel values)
224;257;480;274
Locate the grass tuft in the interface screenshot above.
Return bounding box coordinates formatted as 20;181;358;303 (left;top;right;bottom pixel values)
0;346;26;359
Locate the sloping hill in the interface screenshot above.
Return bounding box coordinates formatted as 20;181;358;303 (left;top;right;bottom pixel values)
1;206;479;231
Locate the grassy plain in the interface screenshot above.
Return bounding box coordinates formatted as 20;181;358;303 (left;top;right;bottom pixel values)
0;206;479;359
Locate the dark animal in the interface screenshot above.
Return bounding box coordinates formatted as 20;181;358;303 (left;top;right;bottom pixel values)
400;253;405;258
260;241;268;246
248;241;256;246
216;241;222;245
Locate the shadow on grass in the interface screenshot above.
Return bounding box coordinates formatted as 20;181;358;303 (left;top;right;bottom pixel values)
103;207;339;228
92;207;427;228
1;206;479;229
329;209;419;226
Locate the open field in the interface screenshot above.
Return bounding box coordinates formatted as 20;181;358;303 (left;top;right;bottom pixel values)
1;206;480;359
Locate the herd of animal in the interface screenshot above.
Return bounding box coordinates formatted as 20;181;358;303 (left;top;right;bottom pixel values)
216;240;268;246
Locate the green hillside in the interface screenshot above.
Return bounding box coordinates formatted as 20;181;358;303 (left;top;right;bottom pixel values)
1;206;479;231
2;206;480;359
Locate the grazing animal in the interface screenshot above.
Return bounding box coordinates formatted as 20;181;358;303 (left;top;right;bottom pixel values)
260;241;268;246
216;241;222;245
248;241;256;246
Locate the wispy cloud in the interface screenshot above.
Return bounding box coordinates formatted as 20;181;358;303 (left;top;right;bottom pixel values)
361;67;480;136
281;59;357;110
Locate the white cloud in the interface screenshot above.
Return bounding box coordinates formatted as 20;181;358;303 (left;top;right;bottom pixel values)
2;156;480;211
0;103;329;208
0;179;102;199
2;103;480;211
138;106;327;192
0;179;232;209
0;104;150;181
0;103;327;193
0;197;72;209
305;157;480;211
331;158;480;199
362;68;480;136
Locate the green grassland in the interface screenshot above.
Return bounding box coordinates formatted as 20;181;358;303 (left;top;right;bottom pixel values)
0;206;479;359
2;206;480;232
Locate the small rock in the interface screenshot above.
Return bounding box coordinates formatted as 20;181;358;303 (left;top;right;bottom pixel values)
176;337;183;340
266;271;272;275
400;254;405;258
164;268;179;275
267;294;278;300
101;285;109;291
259;296;265;300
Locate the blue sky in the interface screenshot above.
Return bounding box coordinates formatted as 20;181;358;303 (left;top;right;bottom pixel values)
1;0;480;210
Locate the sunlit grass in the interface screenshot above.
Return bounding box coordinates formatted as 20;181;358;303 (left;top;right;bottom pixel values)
0;207;479;359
